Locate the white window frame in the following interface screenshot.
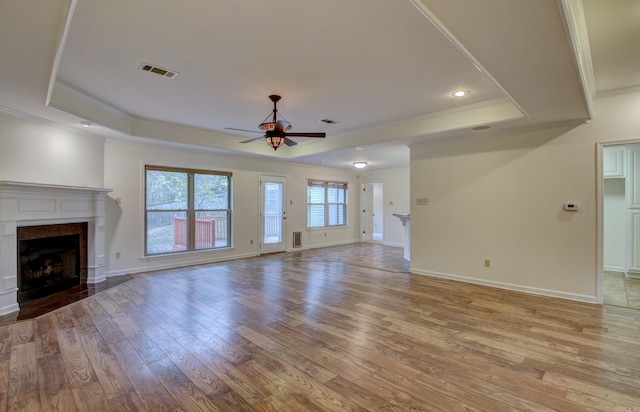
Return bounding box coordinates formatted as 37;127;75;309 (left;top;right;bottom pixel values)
307;179;348;228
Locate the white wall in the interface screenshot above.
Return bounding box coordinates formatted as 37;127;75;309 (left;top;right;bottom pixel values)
0;111;105;187
361;167;410;247
104;139;360;276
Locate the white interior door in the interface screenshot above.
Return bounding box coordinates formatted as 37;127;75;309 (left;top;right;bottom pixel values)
362;183;374;242
260;175;287;254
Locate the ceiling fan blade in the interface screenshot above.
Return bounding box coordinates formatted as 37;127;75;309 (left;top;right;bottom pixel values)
284;138;298;147
275;120;291;131
240;136;265;144
285;132;326;138
224;127;262;134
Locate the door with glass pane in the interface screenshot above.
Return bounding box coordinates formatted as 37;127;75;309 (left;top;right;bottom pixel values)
260;175;287;254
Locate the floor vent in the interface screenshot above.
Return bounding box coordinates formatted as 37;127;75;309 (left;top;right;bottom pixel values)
293;231;302;248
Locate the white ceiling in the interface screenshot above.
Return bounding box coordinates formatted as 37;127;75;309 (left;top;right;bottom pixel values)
0;0;637;170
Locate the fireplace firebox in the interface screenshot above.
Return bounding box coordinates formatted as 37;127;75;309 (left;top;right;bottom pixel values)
18;234;81;303
16;222;88;304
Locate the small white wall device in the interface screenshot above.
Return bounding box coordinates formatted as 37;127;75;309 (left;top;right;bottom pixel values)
563;201;580;211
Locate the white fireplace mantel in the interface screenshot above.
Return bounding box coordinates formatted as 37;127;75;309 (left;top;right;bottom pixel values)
0;181;112;316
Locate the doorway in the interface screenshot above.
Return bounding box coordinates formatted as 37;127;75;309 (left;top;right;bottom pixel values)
600;142;640;308
260;175;287;254
362;182;384;243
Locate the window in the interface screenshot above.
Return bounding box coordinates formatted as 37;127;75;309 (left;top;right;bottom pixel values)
307;179;347;228
145;165;231;255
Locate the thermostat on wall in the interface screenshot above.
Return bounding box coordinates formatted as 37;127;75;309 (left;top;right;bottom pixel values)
563;201;580;211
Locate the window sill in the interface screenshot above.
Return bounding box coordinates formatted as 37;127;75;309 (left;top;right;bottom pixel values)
306;226;349;231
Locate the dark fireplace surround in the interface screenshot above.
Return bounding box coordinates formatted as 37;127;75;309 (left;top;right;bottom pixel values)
17;223;88;303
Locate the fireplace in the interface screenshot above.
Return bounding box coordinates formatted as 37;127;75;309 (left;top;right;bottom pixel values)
0;181;111;316
17;223;87;303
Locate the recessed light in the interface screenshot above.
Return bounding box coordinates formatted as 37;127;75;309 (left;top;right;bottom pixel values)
80;121;92;127
355;146;367;151
353;162;368;169
452;89;470;98
472;125;491;131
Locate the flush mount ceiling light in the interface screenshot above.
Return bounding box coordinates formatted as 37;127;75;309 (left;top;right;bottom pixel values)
452;89;470;98
80;121;92;127
353;162;368;169
472;125;491;131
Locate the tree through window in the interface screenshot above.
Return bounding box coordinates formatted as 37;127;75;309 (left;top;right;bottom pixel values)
145;166;231;255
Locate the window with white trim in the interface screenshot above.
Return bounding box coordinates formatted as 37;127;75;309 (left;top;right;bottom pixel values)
145;165;231;255
307;179;347;228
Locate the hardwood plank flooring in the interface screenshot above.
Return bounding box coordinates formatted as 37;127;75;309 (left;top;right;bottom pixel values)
1;243;640;410
0;275;133;325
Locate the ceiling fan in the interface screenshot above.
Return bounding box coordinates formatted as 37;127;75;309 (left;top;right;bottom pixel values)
225;95;326;151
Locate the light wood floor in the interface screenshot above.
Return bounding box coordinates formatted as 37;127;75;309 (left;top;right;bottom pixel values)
2;243;640;411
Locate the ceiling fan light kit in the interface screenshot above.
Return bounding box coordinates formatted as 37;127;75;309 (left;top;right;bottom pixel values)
225;95;326;151
265;133;286;150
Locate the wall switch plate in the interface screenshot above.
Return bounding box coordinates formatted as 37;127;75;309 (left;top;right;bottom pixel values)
416;198;429;205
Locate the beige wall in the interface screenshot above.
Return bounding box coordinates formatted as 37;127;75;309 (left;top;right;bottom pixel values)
0;110;362;277
409;91;640;303
104;139;361;275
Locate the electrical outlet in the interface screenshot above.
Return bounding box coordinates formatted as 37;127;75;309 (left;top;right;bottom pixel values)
416;198;429;206
250;240;254;245
115;252;121;259
115;197;122;205
484;259;491;268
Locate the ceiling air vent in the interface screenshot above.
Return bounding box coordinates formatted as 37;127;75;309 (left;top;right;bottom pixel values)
139;63;178;78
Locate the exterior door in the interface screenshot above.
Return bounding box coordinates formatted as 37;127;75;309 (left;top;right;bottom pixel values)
260;175;287;254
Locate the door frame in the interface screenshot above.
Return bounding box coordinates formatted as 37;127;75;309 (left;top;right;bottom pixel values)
259;174;287;254
597;138;640;304
360;181;383;243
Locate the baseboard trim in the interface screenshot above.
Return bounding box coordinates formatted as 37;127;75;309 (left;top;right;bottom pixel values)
603;265;626;273
105;251;260;277
287;239;357;252
409;267;597;304
382;242;403;248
